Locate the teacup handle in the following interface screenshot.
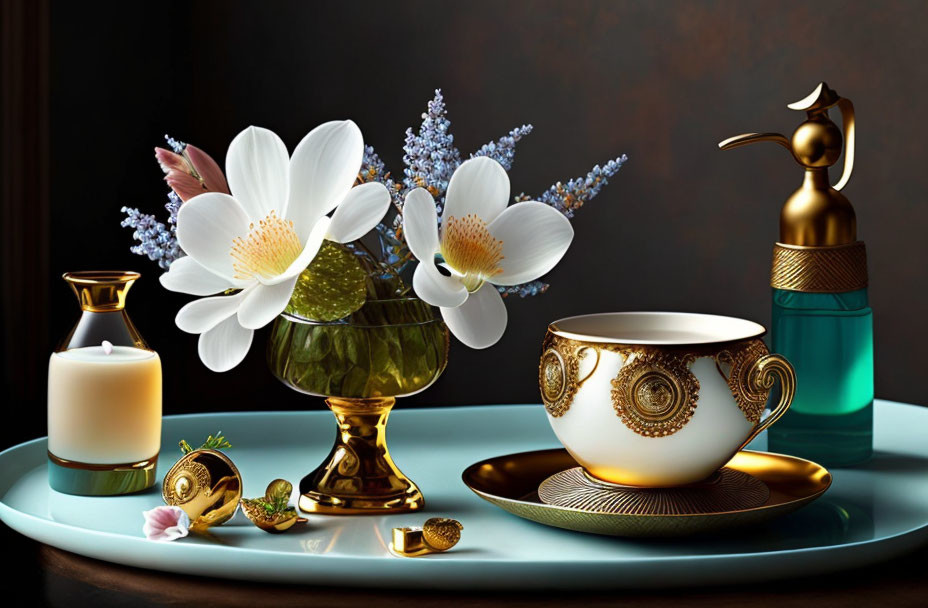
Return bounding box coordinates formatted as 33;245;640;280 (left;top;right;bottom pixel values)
737;354;796;451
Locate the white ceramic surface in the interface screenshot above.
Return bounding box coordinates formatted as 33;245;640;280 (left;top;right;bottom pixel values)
544;312;782;486
1;401;927;590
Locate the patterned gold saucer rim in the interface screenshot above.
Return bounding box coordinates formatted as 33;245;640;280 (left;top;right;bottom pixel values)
462;449;831;537
537;466;771;515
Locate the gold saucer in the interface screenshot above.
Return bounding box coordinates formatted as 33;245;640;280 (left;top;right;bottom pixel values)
462;449;831;537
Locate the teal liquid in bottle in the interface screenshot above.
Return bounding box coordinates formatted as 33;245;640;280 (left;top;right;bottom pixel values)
768;288;873;466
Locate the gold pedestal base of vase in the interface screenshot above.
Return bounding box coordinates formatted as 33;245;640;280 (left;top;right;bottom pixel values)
299;397;424;515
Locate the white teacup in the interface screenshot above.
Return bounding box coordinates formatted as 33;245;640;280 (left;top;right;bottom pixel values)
539;312;795;487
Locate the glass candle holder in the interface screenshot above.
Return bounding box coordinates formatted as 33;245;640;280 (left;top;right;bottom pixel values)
47;271;162;495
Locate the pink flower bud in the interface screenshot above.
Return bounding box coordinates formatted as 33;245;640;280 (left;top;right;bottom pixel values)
154;147;188;176
166;172;208;202
186;145;230;195
142;506;190;542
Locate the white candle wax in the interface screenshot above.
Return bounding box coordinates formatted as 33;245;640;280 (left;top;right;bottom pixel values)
47;345;162;464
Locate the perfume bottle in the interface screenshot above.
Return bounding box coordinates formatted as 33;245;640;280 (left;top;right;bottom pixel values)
48;271;162;495
720;82;873;466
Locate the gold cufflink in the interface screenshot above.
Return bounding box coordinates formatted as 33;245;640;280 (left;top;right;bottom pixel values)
390;517;463;557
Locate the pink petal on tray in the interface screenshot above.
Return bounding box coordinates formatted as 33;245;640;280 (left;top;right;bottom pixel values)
142;505;190;542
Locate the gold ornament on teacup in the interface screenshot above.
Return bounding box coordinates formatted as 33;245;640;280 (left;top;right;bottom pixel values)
610;350;699;438
539;334;600;418
162;432;242;532
715;339;772;425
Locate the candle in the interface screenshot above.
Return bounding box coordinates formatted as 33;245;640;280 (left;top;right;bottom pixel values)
48;345;162;465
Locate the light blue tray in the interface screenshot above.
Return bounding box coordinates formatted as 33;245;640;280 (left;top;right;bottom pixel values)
1;400;926;589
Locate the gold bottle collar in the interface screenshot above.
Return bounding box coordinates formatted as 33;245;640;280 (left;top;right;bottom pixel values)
771;242;868;293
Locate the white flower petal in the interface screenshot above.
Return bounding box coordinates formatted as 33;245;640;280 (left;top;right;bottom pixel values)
176;193;250;281
412;261;468;308
327;182;390;243
197;315;254;372
440;282;507;349
402;188;441;262
488;201;574;286
237;276;299;330
264;216;330;285
175;289;247;334
442;157;510;225
225;126;290;221
159;256;238;296
287;120;363;240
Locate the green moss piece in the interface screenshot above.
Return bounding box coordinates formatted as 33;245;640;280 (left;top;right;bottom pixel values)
285;242;367;322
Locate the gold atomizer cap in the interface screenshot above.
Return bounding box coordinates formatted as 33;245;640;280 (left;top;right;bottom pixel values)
719;82;867;292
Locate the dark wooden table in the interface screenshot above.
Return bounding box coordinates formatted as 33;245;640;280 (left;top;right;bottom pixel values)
4;521;926;607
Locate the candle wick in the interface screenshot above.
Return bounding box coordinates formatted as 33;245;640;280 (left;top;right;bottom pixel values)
101;340;114;355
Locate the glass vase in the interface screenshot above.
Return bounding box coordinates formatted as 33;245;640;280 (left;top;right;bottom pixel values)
48;271;162;495
267;298;449;514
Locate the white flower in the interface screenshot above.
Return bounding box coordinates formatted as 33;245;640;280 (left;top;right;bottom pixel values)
159;121;389;371
402;157;573;348
143;505;190;541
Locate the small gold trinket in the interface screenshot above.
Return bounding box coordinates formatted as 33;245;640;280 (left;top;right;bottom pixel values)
241;479;306;533
162;446;242;532
390;518;463;557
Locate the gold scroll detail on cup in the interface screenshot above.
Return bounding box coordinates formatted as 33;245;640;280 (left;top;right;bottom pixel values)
610;351;699;437
539;334;600;417
735;352;796;451
716;339;771;425
771;242;867;292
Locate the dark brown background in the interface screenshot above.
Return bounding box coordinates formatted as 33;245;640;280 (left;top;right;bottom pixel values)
3;0;927;451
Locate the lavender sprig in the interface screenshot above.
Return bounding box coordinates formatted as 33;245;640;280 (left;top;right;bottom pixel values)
359;145;403;211
402;89;461;200
533;155;628;219
164;134;186;153
120;203;183;269
471;125;533;171
497;281;550;298
165;191;182;224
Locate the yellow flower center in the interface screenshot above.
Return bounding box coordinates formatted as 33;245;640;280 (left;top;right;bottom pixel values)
440;214;504;291
231;211;302;281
